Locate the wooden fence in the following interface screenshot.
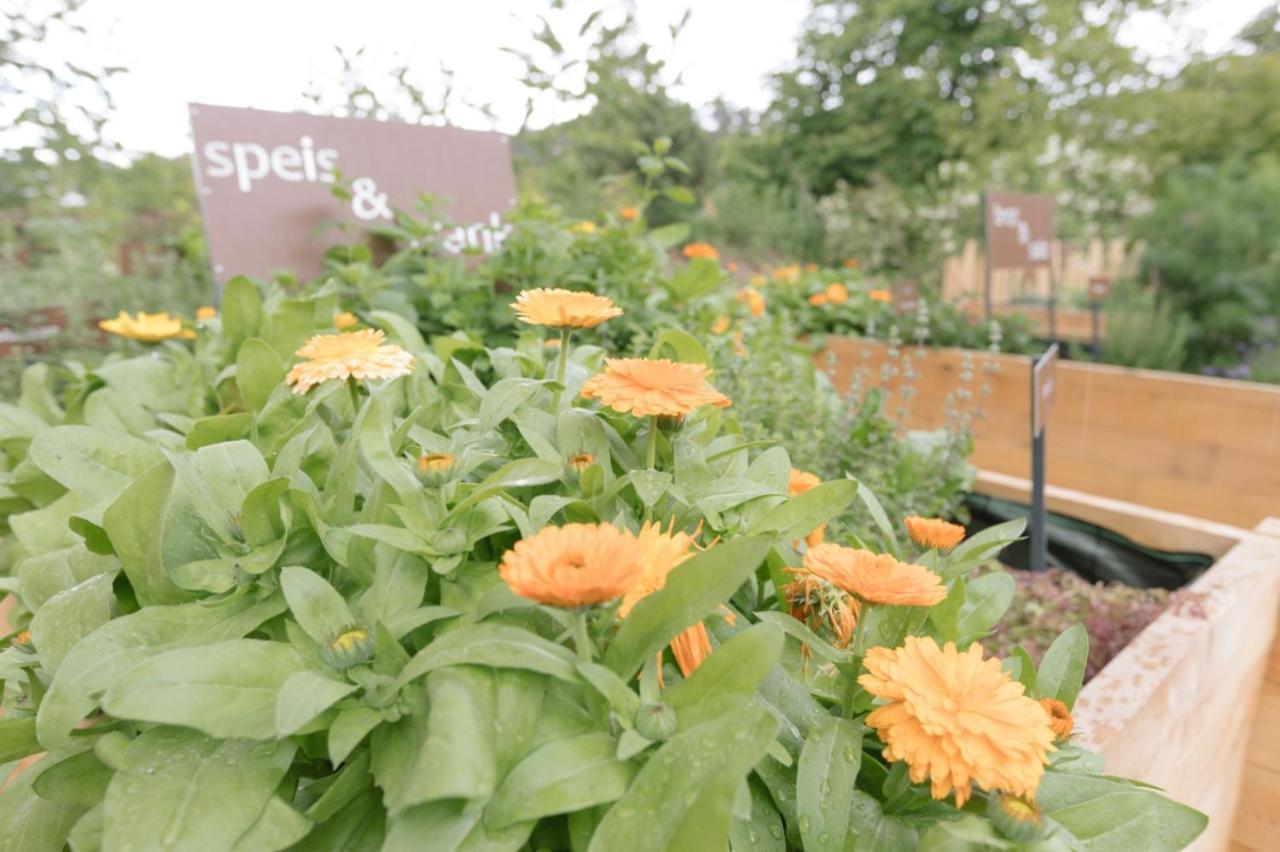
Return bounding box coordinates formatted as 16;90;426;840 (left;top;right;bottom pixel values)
821;337;1280;528
942;237;1143;305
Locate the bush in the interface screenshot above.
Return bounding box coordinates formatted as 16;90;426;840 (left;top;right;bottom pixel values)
0;278;1204;849
1098;283;1191;371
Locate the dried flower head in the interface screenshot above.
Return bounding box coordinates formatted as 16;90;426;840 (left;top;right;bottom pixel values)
859;636;1056;807
905;516;966;551
512;288;623;329
1039;697;1074;740
99;311;195;343
797;543;946;607
682;242;719;261
581;358;731;418
285;330;415;395
499;523;643;608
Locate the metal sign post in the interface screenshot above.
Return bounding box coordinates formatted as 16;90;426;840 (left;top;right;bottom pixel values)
1087;276;1111;360
981;193;994;320
1030;343;1059;572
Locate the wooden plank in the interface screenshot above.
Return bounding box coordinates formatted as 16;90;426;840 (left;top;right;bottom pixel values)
820;338;1280;527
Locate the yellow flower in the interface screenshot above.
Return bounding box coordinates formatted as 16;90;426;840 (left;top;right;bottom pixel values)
772;264;800;282
13;629;32;647
905;516;966;551
195;306;217;321
620;206;639;221
860;637;1056;807
416;452;457;486
736;288;765;317
682;242;719;261
711;314;731;335
581;358;731;418
569;221;597;234
512;288;623;329
869;289;892;304
749;274;767;287
98;311;195;343
825;283;849;304
796;543;946;607
808;293;828;306
334;311;359;330
1039;698;1074;740
567;452;596;473
788;468;826;548
499;523;643;608
285;329;415;395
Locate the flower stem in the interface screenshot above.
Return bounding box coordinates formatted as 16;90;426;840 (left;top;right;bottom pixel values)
347;376;362;416
574;608;593;663
548;328;572;412
645;415;659;469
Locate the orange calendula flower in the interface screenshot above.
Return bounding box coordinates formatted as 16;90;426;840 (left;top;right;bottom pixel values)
843;258;860;269
736;288;765;317
803;262;818;272
499;523;643;608
99;311;195;343
860;637;1056;807
285;329;415;395
622;520;712;678
581;358;731;418
904;516;966;551
772;264;800;282
808;293;828;306
567;452;596;472
797;543;946;607
416;452;457;486
619;206;639;221
512;288;623;329
569;221;597;234
682;242;719;261
195;306;217;321
711;314;731;335
788;468;826;548
825;283;849;304
1039;698;1074;740
869;289;892;304
334;311;359;330
726;261;738;272
831;596;860;648
13;629;32;646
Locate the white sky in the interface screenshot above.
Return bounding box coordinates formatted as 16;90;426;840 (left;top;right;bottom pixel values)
26;0;1277;158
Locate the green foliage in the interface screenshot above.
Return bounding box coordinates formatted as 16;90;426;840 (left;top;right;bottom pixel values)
1096;283;1191;371
0;278;1203;849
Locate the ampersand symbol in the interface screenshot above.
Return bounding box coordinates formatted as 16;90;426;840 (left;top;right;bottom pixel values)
351;177;391;221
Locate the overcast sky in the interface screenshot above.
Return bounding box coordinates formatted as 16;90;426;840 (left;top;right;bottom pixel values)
33;0;1277;158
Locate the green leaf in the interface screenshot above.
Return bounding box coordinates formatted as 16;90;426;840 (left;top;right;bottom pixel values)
1037;771;1207;851
605;537;770;679
480;377;543;431
944;519;1026;578
627;470;672;508
796;716;863;852
307;751;373;823
0;717;40;763
28;425;163;499
383;799;533;852
918;815;1012;851
236;337;287;413
647;329;709;365
221;276;264;352
101;639;311;740
329;707;384;768
281;565;356;647
1035;624;1089;709
37;593;286;749
587;706;780;852
648;222;690;249
729;777;785;852
854;480;900;552
185;413;253;450
101;726;295;851
396;623;579;687
229;796;313;852
32;748;113;807
665;258;722;303
955;572;1015;640
665;623;784;727
0;766;84;852
486;732;637;828
276;670;358;736
102;461;196;606
448;458;563;517
30;572;116;674
753;480;857;543
373;668;497;814
753;611;853;664
663;186;695;205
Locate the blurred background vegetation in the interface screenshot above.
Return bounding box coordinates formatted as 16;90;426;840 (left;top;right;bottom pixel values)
3;0;1280;384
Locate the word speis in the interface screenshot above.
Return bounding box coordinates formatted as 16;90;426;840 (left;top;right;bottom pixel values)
197;136;511;254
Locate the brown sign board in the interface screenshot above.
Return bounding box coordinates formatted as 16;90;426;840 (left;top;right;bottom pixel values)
1032;343;1059;437
1087;276;1111;302
893;279;920;314
984;191;1054;271
188;103;517;285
